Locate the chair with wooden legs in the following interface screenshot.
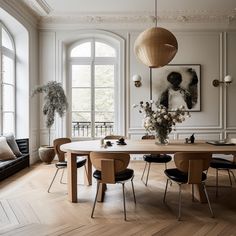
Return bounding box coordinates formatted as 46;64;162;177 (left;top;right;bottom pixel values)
210;156;236;196
141;135;172;186
163;152;214;220
47;138;87;193
90;152;136;221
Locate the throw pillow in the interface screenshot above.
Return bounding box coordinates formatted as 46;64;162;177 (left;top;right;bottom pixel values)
5;133;22;157
0;137;16;160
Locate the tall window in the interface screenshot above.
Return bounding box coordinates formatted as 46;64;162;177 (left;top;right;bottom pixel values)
0;23;15;134
69;39;117;138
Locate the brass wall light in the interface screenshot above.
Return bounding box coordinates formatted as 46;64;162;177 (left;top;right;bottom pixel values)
132;74;142;87
134;0;178;69
213;75;233;87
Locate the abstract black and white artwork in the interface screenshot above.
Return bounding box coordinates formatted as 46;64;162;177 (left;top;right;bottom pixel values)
152;64;201;111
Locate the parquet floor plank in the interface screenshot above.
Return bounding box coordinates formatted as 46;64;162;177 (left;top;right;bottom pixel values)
0;161;236;236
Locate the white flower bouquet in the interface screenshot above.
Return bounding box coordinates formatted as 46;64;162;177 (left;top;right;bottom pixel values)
138;101;190;144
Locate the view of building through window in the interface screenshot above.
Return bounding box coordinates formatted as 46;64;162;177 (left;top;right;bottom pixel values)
70;39;116;138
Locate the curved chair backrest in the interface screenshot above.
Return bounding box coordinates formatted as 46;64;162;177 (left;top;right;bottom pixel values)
174;152;212;184
53;138;71;162
90;152;130;183
104;135;124;140
142;135;155;140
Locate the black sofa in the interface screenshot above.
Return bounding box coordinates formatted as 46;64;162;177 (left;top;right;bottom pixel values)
0;138;30;181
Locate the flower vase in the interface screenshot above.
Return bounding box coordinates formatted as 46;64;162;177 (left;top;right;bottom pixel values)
155;129;169;145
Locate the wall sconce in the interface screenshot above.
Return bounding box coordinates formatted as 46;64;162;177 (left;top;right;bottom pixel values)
132;74;142;87
213;75;233;87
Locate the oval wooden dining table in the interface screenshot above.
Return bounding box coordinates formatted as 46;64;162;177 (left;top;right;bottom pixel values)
61;139;236;203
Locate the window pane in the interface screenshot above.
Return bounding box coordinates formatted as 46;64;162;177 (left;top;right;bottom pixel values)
95;112;114;122
95;65;114;87
72;88;91;111
2;28;13;50
72;112;91;122
2;55;14;84
3;84;14;111
72;112;91;137
95;42;115;57
71;42;91;57
3;113;14;134
72;65;90;87
95;88;114;111
95;113;114;137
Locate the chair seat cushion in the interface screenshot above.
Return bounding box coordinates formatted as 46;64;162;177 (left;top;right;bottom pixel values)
210;158;236;169
55;157;86;168
164;168;207;183
93;168;134;182
76;157;87;168
55;162;67;168
143;154;172;163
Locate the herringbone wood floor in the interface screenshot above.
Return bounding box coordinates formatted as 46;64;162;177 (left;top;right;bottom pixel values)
0;160;236;236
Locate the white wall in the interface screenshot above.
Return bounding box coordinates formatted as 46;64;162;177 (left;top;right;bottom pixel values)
1;2;235;164
0;1;39;163
129;31;223;140
226;32;236;140
38;25;236;144
38;31;56;146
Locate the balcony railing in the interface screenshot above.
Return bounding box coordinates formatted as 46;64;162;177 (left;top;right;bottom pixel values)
72;121;114;137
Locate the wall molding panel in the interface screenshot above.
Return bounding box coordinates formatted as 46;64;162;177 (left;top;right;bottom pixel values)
226;32;236;130
38;27;236;142
127;31;227;140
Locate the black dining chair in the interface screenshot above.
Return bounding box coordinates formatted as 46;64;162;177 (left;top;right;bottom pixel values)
90;152;136;221
47;138;88;193
163;152;214;220
141;135;172;186
210;155;236;196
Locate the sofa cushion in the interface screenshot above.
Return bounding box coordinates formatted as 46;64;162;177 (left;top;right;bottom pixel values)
5;133;22;157
0;160;14;169
0;155;28;170
0;137;16;161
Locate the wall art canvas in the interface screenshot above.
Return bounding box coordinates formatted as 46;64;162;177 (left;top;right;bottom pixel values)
152;64;201;111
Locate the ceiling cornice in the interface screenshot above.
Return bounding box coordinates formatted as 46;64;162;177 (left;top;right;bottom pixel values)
38;10;236;25
0;0;38;27
21;0;52;17
14;1;236;28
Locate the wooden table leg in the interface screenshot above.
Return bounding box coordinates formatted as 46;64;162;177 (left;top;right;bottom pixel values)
67;152;77;203
84;154;92;186
233;155;236;163
97;183;107;202
193;184;207;203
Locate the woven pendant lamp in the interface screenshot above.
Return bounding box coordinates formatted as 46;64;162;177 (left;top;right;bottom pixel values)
134;0;178;68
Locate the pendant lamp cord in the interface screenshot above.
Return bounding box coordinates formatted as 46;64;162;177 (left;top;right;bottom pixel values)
155;0;157;27
150;67;152;102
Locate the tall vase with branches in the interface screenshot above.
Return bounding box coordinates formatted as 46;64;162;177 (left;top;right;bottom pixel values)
32;81;68;146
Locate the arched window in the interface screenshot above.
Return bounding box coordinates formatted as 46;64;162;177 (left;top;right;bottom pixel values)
69;38;120;138
0;23;15;134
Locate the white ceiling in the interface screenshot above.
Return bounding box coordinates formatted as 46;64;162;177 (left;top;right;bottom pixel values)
45;0;236;14
21;0;236;16
20;0;236;27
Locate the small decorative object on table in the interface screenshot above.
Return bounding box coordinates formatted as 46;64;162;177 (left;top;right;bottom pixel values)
137;101;190;145
100;138;105;147
117;137;127;145
185;133;195;144
190;133;195;143
106;141;112;146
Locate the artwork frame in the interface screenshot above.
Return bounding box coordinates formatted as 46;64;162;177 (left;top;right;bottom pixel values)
152;64;201;112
